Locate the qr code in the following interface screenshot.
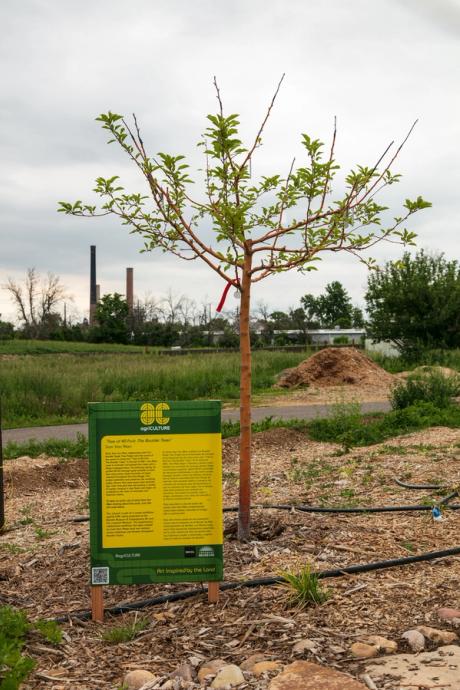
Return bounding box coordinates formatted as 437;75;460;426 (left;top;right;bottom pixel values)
92;567;109;585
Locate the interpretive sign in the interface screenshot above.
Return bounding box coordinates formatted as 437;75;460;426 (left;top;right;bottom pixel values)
89;401;223;586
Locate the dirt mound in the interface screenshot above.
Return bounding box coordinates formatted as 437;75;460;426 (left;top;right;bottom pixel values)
276;347;395;388
5;456;88;495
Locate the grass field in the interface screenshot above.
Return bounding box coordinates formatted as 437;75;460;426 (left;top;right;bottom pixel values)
2;341;459;429
0;350;308;428
0;340;151;355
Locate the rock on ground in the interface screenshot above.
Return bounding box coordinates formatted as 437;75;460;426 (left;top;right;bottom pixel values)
268;660;367;689
366;645;460;689
123;669;157;690
210;664;245;688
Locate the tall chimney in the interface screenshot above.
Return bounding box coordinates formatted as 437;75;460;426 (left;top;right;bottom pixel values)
89;245;97;325
126;267;133;314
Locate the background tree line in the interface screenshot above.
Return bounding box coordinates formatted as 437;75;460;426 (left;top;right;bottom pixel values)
2;250;460;356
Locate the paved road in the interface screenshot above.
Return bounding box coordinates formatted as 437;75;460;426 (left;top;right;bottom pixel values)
2;401;391;444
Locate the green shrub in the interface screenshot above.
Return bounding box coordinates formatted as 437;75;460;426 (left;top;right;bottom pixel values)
390;370;460;410
0;607;64;689
309;400;460;448
33;620;62;645
308;401;362;448
0;607;35;690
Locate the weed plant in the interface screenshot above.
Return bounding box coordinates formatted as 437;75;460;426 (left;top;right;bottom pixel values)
0;606;62;689
390;370;460;410
222;415;308;439
279;565;330;607
4;434;88;460
101;616;150;644
309;401;460;447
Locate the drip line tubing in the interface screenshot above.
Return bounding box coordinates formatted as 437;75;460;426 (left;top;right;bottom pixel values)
395;478;446;490
54;545;460;623
223;503;460;514
71;502;460;523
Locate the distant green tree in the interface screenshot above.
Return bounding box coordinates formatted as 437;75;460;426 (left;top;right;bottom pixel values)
301;281;363;328
299;294;321;329
270;311;292;329
288;307;310;342
365;250;460;357
92;293;129;344
0;320;14;340
351;305;365;328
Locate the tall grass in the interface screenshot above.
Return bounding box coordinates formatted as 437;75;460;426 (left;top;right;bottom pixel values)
0;351;307;428
370;349;460;374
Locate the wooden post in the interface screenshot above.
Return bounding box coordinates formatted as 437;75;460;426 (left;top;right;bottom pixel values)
91;585;104;622
207;581;220;603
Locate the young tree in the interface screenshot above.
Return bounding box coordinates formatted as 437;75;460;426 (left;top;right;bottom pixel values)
365;250;460;357
59;78;430;539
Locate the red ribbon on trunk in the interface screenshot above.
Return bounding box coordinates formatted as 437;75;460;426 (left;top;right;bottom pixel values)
216;281;234;312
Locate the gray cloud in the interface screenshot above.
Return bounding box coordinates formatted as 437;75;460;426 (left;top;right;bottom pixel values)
1;0;459;322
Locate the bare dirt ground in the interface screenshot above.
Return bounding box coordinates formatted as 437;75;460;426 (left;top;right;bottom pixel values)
257;381;393;406
2;426;460;689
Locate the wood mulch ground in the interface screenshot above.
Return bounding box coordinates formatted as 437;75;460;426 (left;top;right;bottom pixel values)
2;426;460;689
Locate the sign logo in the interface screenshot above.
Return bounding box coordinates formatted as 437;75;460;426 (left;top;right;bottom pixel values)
198;546;215;558
140;402;170;426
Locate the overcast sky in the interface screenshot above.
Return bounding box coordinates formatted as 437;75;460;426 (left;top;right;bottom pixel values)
1;0;459;324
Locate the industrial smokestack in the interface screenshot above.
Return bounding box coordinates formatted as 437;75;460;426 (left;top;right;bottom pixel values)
90;245;97;325
126;267;133;314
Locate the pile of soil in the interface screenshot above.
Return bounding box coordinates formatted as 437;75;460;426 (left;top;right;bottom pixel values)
276;346;395;388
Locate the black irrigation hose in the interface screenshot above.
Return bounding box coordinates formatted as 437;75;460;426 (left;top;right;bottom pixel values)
71;501;460;524
395;478;445;490
440;490;460;506
393;478;459;506
54;545;460;623
225;503;460;514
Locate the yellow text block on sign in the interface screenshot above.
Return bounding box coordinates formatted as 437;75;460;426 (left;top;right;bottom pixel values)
101;434;222;549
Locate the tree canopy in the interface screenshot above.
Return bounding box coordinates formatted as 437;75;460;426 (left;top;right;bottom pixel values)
301;281;364;328
365;250;460;357
59;78;430;538
94;293;130;344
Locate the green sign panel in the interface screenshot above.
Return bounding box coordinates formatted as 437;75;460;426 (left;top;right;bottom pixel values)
89;401;223;585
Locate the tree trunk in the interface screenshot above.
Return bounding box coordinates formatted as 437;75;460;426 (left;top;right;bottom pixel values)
238;245;253;541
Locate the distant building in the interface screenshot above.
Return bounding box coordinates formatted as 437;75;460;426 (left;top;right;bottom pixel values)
203;327;365;346
365;339;399;357
306;328;365;345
